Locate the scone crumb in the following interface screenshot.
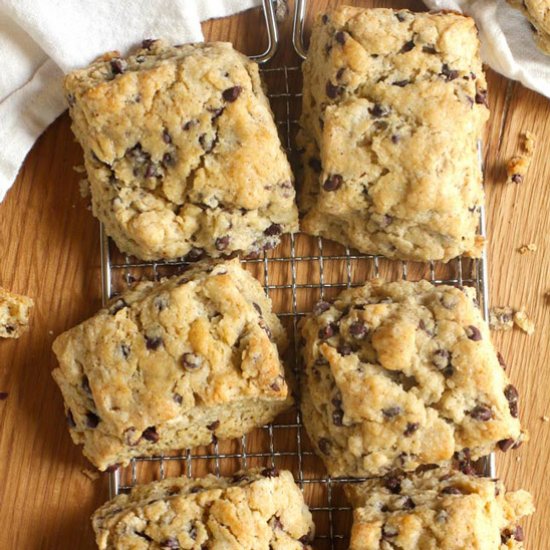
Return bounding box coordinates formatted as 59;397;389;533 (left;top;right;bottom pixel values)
524;131;536;155
78;178;90;198
489;306;514;331
506;131;536;184
541;415;549;423
518;243;537;254
513;309;535;335
81;468;100;481
73;164;86;174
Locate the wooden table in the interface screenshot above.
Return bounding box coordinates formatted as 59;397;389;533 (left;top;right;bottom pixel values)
0;1;548;548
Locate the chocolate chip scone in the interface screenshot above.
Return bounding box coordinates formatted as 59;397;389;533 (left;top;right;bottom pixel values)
52;260;292;470
509;0;550;54
65;40;298;261
92;469;315;549
345;468;534;549
299;280;524;477
298;8;488;262
0;287;34;338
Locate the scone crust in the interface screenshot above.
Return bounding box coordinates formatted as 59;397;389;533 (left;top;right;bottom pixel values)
0;287;34;338
52;260;292;470
65;40;298;260
92;469;314;549
300;280;523;477
298;8;488;262
345;468;534;550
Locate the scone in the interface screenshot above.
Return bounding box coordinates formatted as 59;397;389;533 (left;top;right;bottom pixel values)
92;469;315;549
298;8;489;262
345;468;534;549
65;39;298;260
299;280;524;477
509;0;550;54
0;287;34;338
52;260;292;471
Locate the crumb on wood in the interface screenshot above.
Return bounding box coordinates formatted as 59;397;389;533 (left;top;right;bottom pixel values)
78;178;90;198
489;306;514;331
516;456;521;463
518;243;537;254
513;309;535;335
524;131;536;155
505;131;536;184
73;165;86;174
541;415;549;422
81;468;100;481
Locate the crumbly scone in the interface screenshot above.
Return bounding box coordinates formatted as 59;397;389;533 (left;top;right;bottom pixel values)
298;7;488;262
345;468;534;550
509;0;550;54
65;40;298;261
52;260;292;470
506;131;537;184
92;469;315;549
490;306;514;331
0;287;34;338
513;310;535;335
299;280;524;477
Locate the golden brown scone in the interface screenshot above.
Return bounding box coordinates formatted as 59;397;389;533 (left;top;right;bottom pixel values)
52;260;292;470
298;7;488;262
0;287;33;338
65;40;298;260
345;468;534;550
300;280;524;477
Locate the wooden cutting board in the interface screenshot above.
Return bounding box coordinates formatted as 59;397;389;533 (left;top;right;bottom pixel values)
0;1;548;548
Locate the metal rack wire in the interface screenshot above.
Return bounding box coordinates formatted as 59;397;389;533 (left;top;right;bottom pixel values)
98;3;493;548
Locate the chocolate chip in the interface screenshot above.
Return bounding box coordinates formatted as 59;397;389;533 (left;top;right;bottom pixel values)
475;90;489;107
261;467;279;478
145;336;162;350
105;463;120;473
209;107;224;120
469;405;493;421
422;44;437;54
441;64;459;81
504;385;519;418
142;426;159;442
264;223;282;236
395;12;406;22
162;129;172;144
336;67;345;80
272;515;284;531
222;86;242;102
270;376;284;392
144;163;156;178
110;59;126;75
313;301;331;315
232;473;248;483
308;157;322;173
336;344;352;356
141;38;157;49
321;14;329;24
368;104;388;118
181;353;203;371
441;486;463;495
326;81;343;99
207;420;220;431
498;438;515;452
109;299;128;315
349;321;367;339
67;409;76;428
400;40;415;53
400;496;415;510
382;524;399;538
120;344;130;359
513;526;524;542
335;31;346;45
332;407;344;426
511;174;523;184
259;319;273;340
162;152;175;167
382;406;402;418
318;323;338;339
173;393;183;405
136;532;153;541
466;325;482;341
404;422;419;436
160;537;180;549
323;174;343;191
392;79;410;87
4;325;14;334
215;236;230;251
86;412;100;428
318;437;331;455
183;119;198;131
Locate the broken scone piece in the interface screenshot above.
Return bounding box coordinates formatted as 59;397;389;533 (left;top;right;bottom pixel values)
52;260;292;470
0;287;34;338
506;131;536;184
489;306;514;331
345;468;534;550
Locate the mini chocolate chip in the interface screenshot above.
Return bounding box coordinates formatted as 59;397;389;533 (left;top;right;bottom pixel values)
261;467;279;478
384;476;402;494
183;119;198;131
349;321;367;339
136;532;153;541
145;336;162;350
120;344;131;359
181;353;203;371
441;486;463;495
318;437;331;455
109;299;128;315
395;12;406;22
475;90;489;108
209;107;224;120
332;408;344;426
337;344;353;356
335;31;346;44
504;385;519;418
272;515;284;530
142;426;159;442
144;163;156;178
110;59;126;75
368;104;387;118
466;325;482;341
392;79;410;87
215;236;230;251
270;376;284;392
67;409;76;428
222;86;242;102
4;325;14;334
141;38;157;49
86;412;100;428
382;406;402;419
498;438;515;452
422;44;437;54
511;174;523;184
308;157;322;173
400;496;415;510
207;420;220;431
259;319;273;340
162;152;175;167
81;376;91;394
313;301;331;315
162;129;172;144
404;422;419;436
318;323;338;340
264;223;282;236
326;81;343;99
323;174;343;191
321;14;329;24
513;526;524;541
400;40;415;53
160;537;180;549
336;67;345;80
382;524;399;538
173;393;183;405
105;463;120;473
391;134;400;144
232;473;248;483
441;64;459;81
470;405;493;421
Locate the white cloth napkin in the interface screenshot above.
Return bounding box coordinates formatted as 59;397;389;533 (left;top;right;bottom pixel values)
423;0;550;98
0;0;261;202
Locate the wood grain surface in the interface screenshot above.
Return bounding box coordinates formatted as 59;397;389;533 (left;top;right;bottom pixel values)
0;1;548;548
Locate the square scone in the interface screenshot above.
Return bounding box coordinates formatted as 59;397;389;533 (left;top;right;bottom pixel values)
92;469;315;549
345;469;534;549
52;260;292;470
299;280;524;477
298;8;489;262
65;40;298;260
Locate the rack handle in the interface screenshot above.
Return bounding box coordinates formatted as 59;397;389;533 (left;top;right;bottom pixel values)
292;0;307;59
250;0;280;63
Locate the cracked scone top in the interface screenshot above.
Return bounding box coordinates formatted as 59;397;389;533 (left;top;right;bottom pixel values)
298;8;489;262
299;280;524;477
508;0;550;54
64;40;298;261
345;468;534;549
92;469;315;549
52;260;292;470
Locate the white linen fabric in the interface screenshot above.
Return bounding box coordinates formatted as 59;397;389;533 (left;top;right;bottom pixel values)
0;0;261;202
423;1;550;99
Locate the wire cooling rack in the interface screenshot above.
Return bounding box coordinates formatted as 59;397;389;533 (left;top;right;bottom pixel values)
98;62;493;549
